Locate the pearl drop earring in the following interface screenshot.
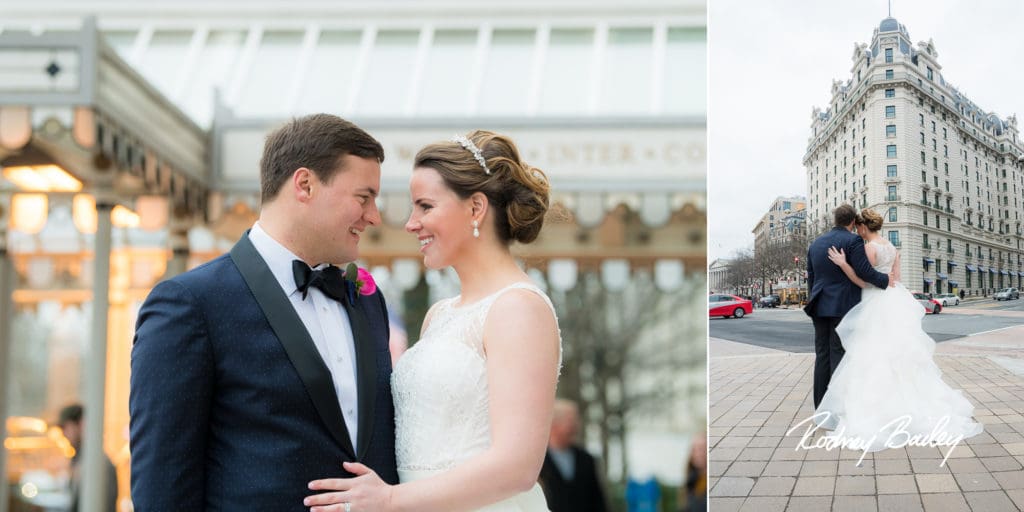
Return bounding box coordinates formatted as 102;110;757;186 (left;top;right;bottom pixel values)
472;220;480;238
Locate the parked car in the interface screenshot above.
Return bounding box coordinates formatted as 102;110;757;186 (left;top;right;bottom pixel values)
911;292;942;314
709;294;753;319
758;294;781;308
994;288;1020;301
934;293;960;306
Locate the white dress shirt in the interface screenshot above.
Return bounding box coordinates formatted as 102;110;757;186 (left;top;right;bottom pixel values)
248;222;360;449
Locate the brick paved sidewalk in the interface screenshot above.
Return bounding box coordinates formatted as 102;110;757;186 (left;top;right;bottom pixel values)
709;326;1024;512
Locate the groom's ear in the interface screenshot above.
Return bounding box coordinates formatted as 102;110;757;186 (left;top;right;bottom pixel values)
293;168;314;202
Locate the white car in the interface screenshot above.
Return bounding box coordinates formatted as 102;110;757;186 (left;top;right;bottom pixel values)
934;293;960;306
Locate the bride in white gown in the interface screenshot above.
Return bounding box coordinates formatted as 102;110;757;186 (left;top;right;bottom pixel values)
306;131;560;511
815;208;982;452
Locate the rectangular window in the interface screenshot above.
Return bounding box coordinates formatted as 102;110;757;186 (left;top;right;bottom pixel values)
920;132;925;144
888;185;897;200
927;67;934;80
886;125;897;137
887;164;898;177
885;105;896;118
889;207;897;221
888;230;900;245
885;69;894;79
885;48;893;63
885;88;895;98
887;145;897;158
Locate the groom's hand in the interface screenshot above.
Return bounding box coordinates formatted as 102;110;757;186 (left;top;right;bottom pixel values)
305;462;394;511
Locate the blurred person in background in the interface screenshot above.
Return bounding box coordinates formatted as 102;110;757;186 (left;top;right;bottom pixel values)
539;399;608;512
57;404;118;512
678;431;706;512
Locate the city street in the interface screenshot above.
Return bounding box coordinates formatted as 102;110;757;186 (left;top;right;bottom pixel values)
710;299;1024;511
710;298;1024;352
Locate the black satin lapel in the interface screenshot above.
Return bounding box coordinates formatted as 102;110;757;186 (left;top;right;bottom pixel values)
229;234;357;459
343;294;378;460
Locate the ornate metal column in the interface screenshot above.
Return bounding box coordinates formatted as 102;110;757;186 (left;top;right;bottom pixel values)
0;194;13;512
80;197;113;512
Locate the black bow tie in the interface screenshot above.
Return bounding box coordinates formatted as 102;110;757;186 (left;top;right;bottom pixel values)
292;260;353;305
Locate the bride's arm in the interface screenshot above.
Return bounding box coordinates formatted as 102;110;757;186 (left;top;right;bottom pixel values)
829;246;868;289
306;290;560;512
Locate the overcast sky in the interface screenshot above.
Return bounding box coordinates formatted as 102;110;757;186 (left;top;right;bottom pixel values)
708;0;1024;262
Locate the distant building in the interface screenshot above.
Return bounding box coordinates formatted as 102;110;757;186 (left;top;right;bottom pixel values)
804;17;1024;296
709;258;732;293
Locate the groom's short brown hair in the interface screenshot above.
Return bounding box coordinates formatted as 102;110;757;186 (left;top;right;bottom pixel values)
259;114;384;203
833;204;857;227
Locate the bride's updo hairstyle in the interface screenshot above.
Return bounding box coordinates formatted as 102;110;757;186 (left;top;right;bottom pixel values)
414;130;550;245
858;208;884;232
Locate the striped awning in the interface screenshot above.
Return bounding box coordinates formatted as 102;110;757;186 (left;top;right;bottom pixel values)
923;258;936;264
978;266;988;272
1001;270;1009;275
937;273;948;279
949;281;959;286
923;278;934;284
948;261;958;266
966;265;977;272
990;268;998;274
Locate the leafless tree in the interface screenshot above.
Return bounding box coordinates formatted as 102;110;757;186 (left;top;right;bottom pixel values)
550;269;705;484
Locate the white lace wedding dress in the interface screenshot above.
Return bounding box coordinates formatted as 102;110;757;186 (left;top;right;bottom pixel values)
815;239;983;451
392;282;559;511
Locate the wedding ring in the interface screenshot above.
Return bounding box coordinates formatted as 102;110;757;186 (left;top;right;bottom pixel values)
344;503;352;512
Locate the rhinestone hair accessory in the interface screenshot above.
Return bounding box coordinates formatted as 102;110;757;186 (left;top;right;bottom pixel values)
450;134;491;175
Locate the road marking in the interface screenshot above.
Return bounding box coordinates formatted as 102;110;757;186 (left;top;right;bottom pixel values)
968;325;1023;337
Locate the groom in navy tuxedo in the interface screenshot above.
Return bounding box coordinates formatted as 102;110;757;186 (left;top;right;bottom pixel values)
130;114;398;510
804;204;892;408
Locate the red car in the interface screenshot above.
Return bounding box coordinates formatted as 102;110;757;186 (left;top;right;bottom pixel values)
709;294;753;319
911;292;942;314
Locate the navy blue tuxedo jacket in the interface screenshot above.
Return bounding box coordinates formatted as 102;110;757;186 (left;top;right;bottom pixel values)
804;227;890;318
130;235;397;510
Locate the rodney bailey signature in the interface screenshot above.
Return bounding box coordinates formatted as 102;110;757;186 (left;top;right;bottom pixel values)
786;412;965;467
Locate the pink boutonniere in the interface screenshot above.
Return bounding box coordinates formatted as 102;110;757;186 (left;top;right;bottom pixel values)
344;263;377;296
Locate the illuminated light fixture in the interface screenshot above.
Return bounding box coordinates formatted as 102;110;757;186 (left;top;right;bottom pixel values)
21;483;38;499
72;195;143;231
6;417;48;434
135;195;169;231
112;204;140;228
72;194;98;234
10;194;48;233
2;164;82;192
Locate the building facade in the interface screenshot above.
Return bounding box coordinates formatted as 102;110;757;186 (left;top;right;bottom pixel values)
805;17;1024;296
708;257;731;293
751;195;806;250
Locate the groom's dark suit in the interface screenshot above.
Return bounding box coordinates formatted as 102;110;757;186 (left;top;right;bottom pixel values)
130;235;398;510
804;227;889;408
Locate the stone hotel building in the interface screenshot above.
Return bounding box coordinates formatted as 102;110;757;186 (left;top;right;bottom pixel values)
804;17;1024;296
